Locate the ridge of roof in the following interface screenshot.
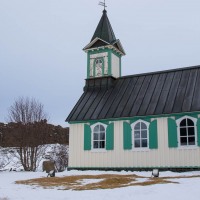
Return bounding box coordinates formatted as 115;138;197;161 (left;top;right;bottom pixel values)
120;65;200;79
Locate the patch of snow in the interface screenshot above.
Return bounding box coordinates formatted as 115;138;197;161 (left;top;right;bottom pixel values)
77;178;104;185
0;170;200;200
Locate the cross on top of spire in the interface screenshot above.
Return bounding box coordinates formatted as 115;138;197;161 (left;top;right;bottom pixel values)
99;0;107;10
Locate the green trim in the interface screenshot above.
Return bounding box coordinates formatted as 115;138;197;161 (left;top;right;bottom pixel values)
87;52;91;78
68;166;200;171
168;118;178;148
88;48;121;57
149;120;158;149
175;113;198;120
197;118;200;147
84;124;91;150
106;123;114;150
130;118;150;124
87;48;121;78
89;121;109;126
123;122;132;150
108;49;112;76
69;111;200;124
111;49;121;59
86;121;113;150
88;48;110;55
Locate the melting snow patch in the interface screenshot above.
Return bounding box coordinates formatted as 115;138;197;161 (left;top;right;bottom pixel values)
77;178;104;185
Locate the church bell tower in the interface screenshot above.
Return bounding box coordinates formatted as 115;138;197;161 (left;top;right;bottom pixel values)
83;7;125;79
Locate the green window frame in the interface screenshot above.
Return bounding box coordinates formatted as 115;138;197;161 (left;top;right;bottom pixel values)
123;122;132;150
176;116;197;147
168;118;178;148
123;119;158;150
131;120;149;149
84;122;114;151
91;122;107;150
168;115;200;148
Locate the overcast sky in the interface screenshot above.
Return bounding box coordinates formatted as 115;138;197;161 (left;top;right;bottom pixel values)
0;0;200;127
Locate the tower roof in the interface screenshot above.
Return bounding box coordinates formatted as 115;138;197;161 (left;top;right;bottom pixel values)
91;9;116;44
83;9;125;55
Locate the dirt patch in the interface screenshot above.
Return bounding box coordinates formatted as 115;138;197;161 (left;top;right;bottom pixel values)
15;174;200;190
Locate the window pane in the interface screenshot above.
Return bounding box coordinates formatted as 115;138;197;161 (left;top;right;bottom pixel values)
142;139;148;147
134;140;140;148
93;133;98;140
134;131;140;139
188;127;195;136
135;123;140;130
188;137;195;145
94;125;99;132
100;125;105;132
180;128;187;136
187;119;194;127
141;122;147;130
100;141;105;148
180;119;186;127
100;132;105;140
141;130;147;138
180;137;187;146
93;141;99;148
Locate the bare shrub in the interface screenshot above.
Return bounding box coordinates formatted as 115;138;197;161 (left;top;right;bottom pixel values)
47;144;68;172
7;97;49;171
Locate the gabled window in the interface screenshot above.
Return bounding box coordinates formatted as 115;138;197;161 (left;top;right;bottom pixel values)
131;120;150;149
176;116;197;147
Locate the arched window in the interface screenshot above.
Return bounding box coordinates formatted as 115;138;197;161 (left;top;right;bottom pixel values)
132;120;149;148
95;58;103;77
178;117;196;146
92;123;106;149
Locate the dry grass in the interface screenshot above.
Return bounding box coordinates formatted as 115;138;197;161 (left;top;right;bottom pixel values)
15;173;200;191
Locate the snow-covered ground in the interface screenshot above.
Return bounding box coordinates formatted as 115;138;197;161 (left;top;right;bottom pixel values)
0;170;200;200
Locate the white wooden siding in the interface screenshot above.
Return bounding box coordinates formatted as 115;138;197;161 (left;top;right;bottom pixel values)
69;117;200;168
111;53;120;78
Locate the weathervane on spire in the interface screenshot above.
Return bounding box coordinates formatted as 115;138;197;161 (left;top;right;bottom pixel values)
99;0;107;10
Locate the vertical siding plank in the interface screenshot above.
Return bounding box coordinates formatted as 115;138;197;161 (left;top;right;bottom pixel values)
84;124;91;150
123;122;132;150
197;118;200;146
149;120;158;149
168;118;178;148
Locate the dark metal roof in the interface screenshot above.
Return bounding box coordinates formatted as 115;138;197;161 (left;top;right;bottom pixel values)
91;10;116;44
66;65;200;122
